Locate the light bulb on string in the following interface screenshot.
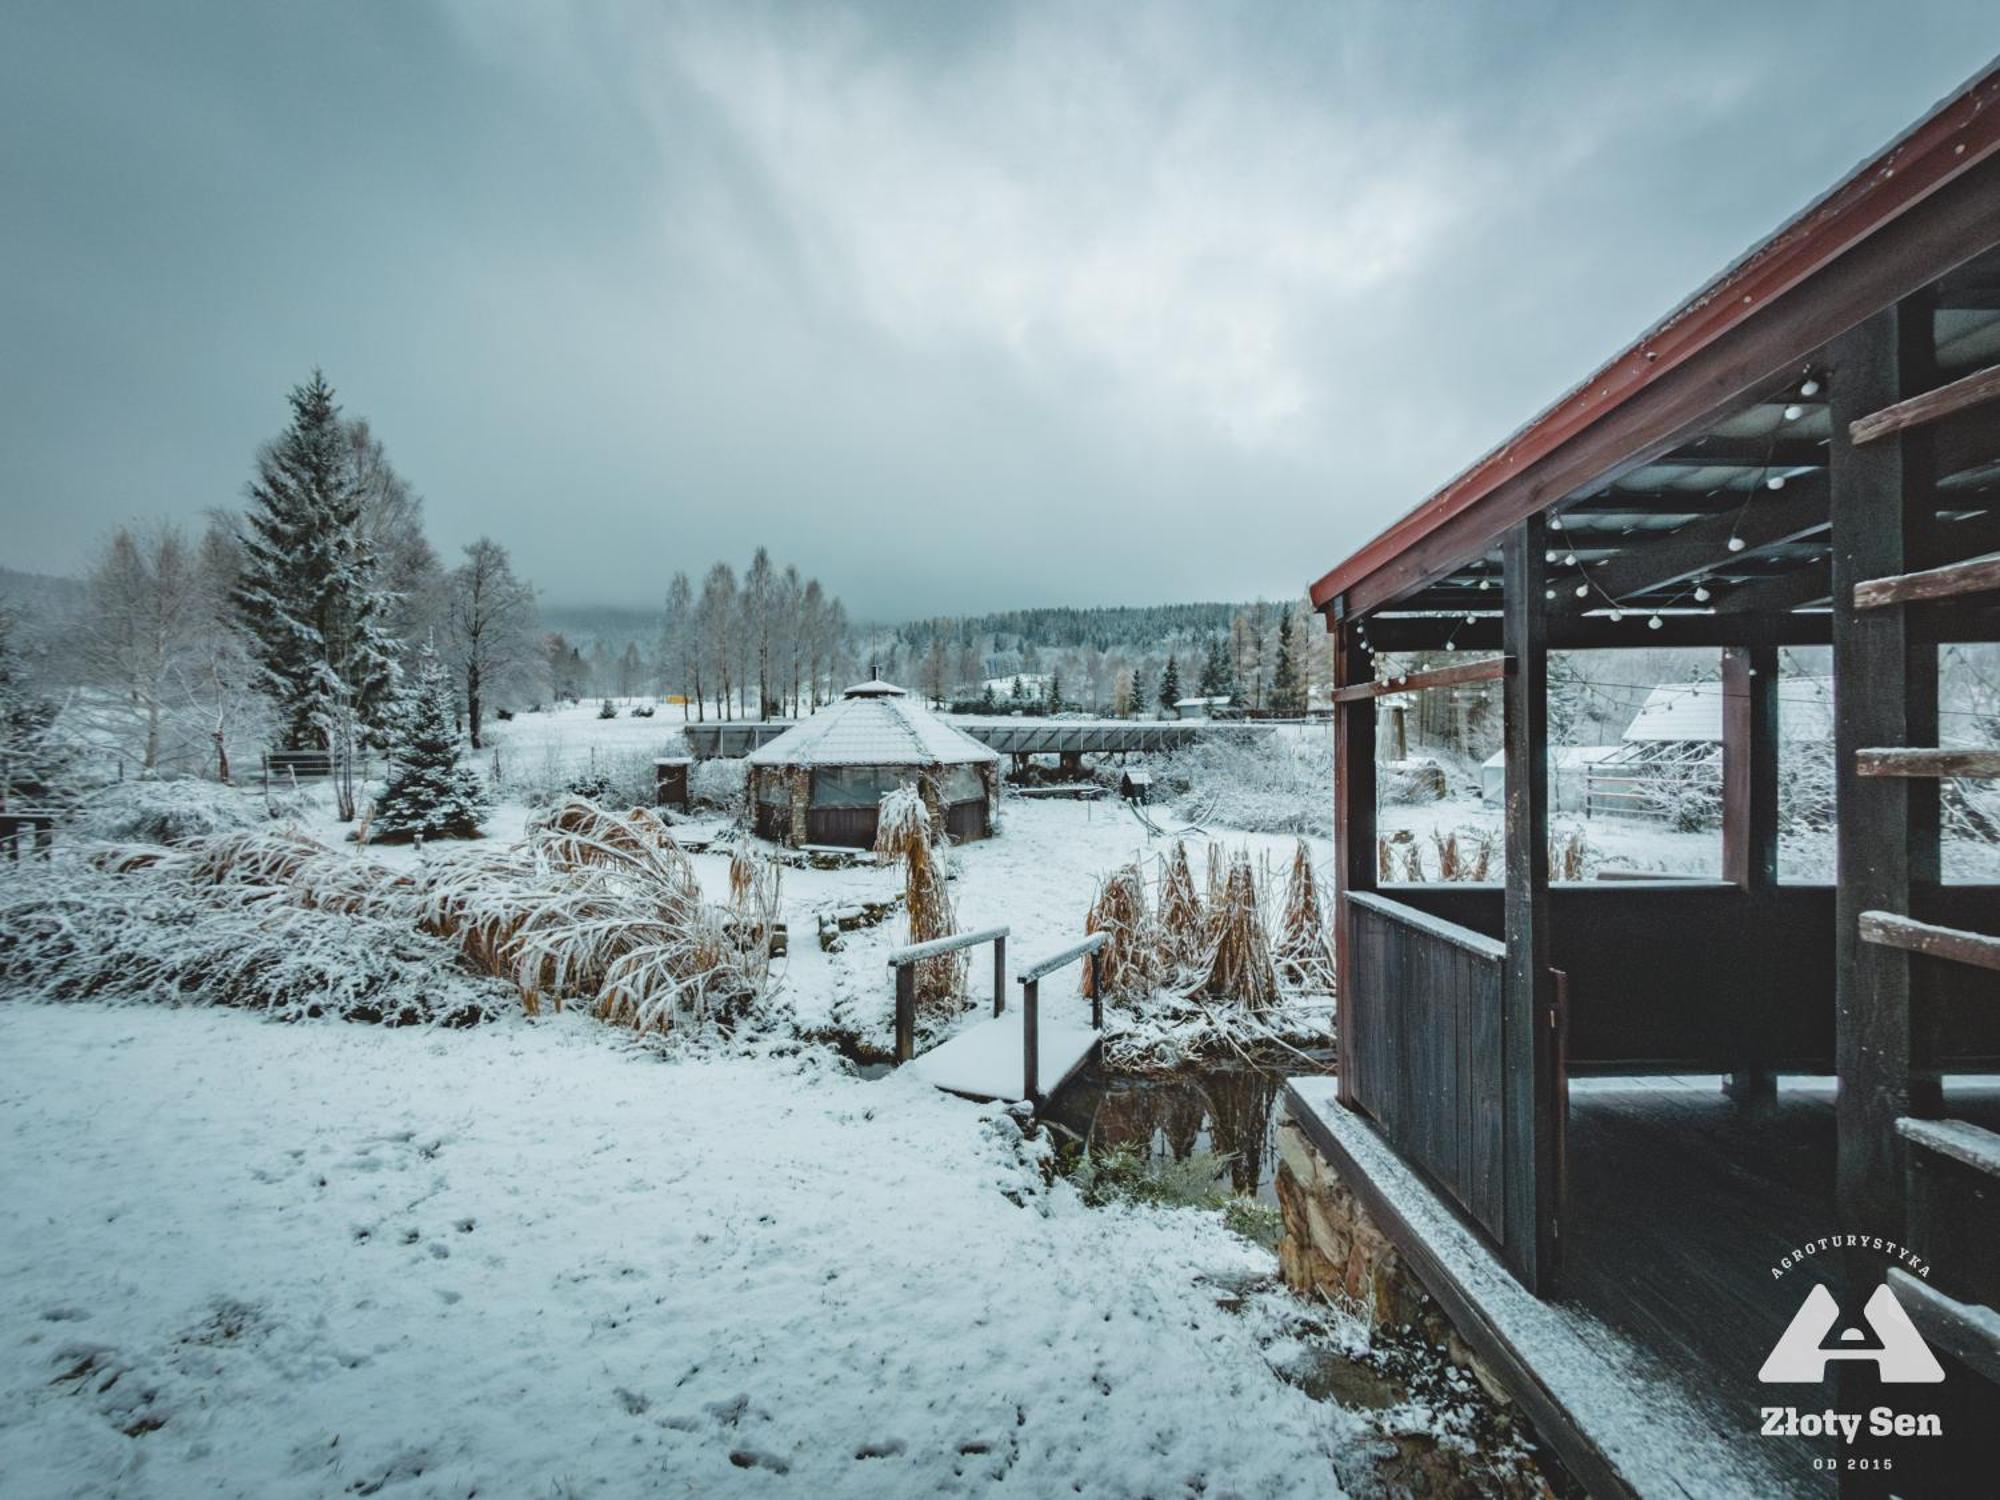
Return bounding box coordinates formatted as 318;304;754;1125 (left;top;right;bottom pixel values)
1783;404;1804;421
1575;583;1590;598
1608;608;1624;622
1767;474;1786;491
1648;614;1663;631
1800;378;1821;398
1549;515;1564;531
1728;536;1746;552
1564;553;1577;566
1544;588;1556;601
1693;585;1712;603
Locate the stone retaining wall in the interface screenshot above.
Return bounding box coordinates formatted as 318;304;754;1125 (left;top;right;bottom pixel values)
1274;1108;1511;1407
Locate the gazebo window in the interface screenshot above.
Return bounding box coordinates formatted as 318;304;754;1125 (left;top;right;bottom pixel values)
941;764;985;803
811;766;911;809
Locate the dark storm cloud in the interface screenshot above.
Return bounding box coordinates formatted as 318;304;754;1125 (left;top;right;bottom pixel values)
4;1;1996;617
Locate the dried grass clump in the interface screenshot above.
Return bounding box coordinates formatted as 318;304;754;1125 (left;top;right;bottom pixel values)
0;859;504;1026
1198;852;1279;1011
1275;840;1335;993
1155;842;1205;975
187;827;327;890
1551;828;1590;881
1082;863;1165;1003
875;784;964;1015
420;798;777;1032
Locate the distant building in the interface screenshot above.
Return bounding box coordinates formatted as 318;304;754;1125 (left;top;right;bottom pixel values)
1172;695;1232;720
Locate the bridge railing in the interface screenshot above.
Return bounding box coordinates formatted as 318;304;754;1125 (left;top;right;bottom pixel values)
1014;931;1110;1100
886;925;1009;1063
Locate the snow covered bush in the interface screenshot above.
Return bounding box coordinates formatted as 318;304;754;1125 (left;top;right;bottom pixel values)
690;756;746;812
874;786;965;1015
69;777;306;845
1162;732;1333;837
0;858;506;1026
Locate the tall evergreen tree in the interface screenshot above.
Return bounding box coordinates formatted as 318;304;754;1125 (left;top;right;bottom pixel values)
369;642;489;842
232;372;400;750
0;606;69;809
1271;613;1303;714
1158;654;1182;714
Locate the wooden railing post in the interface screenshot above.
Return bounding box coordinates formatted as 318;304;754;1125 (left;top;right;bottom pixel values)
1022;978;1040;1101
1088;950;1103;1029
993;934;1006;1017
895;963;916;1064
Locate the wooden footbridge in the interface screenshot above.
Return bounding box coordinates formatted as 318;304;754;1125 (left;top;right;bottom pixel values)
886;927;1109;1105
686;717;1273;762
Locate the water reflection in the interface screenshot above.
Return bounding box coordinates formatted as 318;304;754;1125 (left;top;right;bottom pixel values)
1046;1053;1334;1203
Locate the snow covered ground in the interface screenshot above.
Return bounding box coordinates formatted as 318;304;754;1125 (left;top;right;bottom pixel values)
0;1005;1366;1499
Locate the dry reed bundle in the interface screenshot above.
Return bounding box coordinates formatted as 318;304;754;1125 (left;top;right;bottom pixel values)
1378;836;1395;883
1155;842;1205;974
1082;863;1164;1002
1400;842;1426;881
1275;840;1335;992
874;785;963;1015
1199;852;1279;1011
1469;833;1494;881
1432;830;1463;881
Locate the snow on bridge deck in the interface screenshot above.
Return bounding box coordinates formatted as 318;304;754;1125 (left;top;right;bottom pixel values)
906;1013;1099;1104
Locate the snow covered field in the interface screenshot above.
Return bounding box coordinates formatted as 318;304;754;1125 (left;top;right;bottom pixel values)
0;1006;1367;1499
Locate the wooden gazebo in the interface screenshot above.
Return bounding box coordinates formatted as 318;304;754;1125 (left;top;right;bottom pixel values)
1290;61;2000;1496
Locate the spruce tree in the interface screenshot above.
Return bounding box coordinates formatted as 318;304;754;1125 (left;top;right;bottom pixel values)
0;606;69;809
1158;654;1181;714
369;642;489;841
1271;614;1302;714
233;371;400;751
1046;669;1063;714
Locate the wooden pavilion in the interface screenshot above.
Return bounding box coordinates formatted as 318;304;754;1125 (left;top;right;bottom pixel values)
1294;61;2000;1496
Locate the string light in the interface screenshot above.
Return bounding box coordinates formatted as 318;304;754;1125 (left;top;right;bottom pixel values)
1783;404;1805;421
1544;588;1556;600
1648;614;1664;630
1563;553;1577;566
1549;515;1564;531
1766;473;1786;491
1608;608;1624;622
1800;378;1821;398
1575;583;1590;598
1728;536;1747;552
1693;584;1712;603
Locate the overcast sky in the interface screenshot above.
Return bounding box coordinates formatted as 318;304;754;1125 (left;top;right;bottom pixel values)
4;3;1996;619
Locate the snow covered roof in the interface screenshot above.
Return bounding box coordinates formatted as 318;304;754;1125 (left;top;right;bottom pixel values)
746;681;998;768
1621;677;1833;744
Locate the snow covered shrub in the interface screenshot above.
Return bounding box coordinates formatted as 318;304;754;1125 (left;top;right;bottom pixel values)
367;644;489;842
874;786;964;1015
1165;732;1332;837
417;798;777;1034
0;858;505;1026
70;778;302;846
690;757;746;813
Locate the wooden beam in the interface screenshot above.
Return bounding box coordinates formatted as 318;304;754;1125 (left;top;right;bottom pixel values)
1501;517;1558;1294
1715;558;1833;615
1856;747;2000;779
1332;624;1375;1109
1721;645;1779;890
1855;551;2000;609
1331;657;1508;702
1641;436;1828;470
1831;296;1945;1233
1850;362;2000;445
1860;911;2000;972
1563;482;1829;611
1888;1270;2000;1386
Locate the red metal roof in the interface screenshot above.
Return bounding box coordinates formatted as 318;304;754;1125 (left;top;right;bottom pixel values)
1310;58;2000;617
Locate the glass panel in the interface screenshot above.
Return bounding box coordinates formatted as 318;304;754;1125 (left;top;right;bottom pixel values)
942;764;985;803
810;765;915;809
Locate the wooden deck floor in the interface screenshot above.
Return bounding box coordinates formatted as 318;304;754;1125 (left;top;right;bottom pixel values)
1563;1076;2000;1492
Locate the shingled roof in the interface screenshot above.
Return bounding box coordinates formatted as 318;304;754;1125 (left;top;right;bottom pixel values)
744;682;999;768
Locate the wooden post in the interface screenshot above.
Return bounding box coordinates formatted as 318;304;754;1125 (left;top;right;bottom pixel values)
1503;515;1559;1293
1022;977;1040;1101
894;963;916;1064
1831;297;1944;1231
1088;951;1103;1029
1721;641;1780;1104
1332;615;1377;1108
993;933;1006;1017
